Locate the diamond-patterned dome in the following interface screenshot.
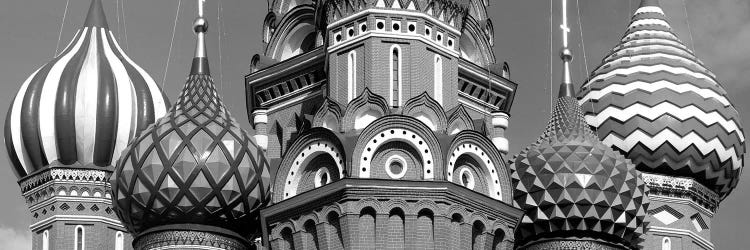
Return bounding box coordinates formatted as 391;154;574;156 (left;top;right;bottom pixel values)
577;0;744;198
511;96;648;248
111;15;270;236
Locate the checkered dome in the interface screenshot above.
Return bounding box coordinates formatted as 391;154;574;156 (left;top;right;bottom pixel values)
511;97;648;248
112;74;271;235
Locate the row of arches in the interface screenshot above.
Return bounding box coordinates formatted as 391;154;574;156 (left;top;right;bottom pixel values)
270;200;512;250
27;186;108;204
319;88;471;134
274;116;513;203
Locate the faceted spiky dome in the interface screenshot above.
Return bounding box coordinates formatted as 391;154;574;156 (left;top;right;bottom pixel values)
577;0;745;198
111;15;271;236
511;96;649;248
4;0;169;178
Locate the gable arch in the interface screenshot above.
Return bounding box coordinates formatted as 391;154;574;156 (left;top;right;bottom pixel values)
275;127;346;202
266;5;319;61
460;16;494;66
352;115;442;180
447;105;475;135
342;88;391;132
401;92;448;132
446;130;512;202
312;98;343;132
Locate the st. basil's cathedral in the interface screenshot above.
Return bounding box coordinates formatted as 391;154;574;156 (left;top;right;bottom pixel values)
3;0;744;249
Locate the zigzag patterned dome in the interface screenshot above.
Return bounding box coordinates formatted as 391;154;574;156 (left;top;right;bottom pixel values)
578;0;745;198
111;15;271;236
4;0;169;178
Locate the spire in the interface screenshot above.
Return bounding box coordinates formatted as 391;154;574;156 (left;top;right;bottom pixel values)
557;0;574;98
83;0;109;28
191;0;210;75
640;0;661;8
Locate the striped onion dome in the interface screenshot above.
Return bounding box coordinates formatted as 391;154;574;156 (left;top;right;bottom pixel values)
4;0;169;179
578;0;745;198
511;50;648;249
111;15;271;236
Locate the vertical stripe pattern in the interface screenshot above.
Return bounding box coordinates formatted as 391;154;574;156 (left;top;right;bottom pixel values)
5;24;169;178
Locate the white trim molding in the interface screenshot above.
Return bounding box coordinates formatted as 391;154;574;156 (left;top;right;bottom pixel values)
30;215;125;232
328;9;461;35
649;226;713;250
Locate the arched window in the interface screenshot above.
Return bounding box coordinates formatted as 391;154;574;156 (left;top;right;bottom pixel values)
42;230;49;250
390;45;402;107
303;220;320;250
472;221;485;250
327;212;344;250
434;55;443;105
359;207;376;248
451;214;464;249
280;227;295;250
387;208;406;249
348;51;357;101
74;225;85;250
115;231;124;250
662;237;671;250
417;209;435;250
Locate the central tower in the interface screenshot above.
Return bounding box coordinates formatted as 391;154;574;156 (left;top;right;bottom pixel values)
245;1;523;249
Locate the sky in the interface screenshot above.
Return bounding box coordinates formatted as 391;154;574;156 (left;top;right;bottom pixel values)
0;0;749;249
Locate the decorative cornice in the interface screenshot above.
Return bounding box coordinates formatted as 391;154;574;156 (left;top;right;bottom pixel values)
19;166;111;192
520;238;628;250
30;214;125;232
641;172;719;212
648;226;714;250
135;229;248;250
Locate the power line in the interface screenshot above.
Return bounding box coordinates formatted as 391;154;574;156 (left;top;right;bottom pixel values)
162;0;182;88
54;0;70;56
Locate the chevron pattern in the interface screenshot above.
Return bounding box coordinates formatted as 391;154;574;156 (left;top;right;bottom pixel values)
511;97;648;249
578;0;745;198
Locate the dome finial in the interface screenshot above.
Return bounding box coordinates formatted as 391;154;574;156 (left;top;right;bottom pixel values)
191;0;210;75
557;0;575;98
83;0;109;28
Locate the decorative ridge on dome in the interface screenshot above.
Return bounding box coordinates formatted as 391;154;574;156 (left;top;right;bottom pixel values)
83;0;109;29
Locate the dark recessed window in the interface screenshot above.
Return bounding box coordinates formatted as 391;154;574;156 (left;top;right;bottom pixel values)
348;29;355;37
425;28;431;36
437;34;442;41
361;24;367;32
448;40;453;47
377;21;385;30
408;24;416;32
393;23;400;31
335;34;342;42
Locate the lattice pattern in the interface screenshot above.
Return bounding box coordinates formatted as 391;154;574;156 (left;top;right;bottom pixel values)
578;0;745;198
511;97;648;248
113;73;271;235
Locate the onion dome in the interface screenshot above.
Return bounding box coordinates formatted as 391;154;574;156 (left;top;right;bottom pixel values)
511;49;648;247
578;0;744;198
111;9;271;237
4;0;169;178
